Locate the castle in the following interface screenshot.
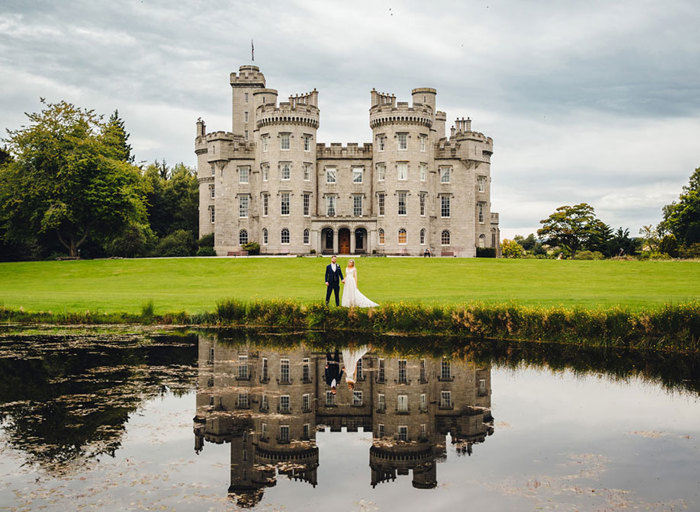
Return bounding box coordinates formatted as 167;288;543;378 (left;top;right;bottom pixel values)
196;65;500;257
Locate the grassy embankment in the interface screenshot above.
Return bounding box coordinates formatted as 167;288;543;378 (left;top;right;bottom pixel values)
0;258;698;351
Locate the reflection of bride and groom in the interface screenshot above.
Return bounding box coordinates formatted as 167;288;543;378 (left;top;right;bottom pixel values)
324;345;370;394
324;255;378;308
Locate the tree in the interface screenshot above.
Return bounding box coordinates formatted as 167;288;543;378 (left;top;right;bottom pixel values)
142;161;198;239
100;110;134;163
515;233;537;251
586;220;613;256
659;167;700;246
639;225;660;252
537;203;598;257
659;234;679;258
609;227;638;256
501;238;525;258
0;100;147;257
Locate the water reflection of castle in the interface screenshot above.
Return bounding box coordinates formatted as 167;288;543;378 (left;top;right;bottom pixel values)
193;336;494;506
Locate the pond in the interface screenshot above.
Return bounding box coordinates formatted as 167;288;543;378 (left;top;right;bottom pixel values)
0;328;698;511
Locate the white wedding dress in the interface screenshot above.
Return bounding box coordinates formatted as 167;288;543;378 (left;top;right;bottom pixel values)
341;268;379;308
342;345;370;383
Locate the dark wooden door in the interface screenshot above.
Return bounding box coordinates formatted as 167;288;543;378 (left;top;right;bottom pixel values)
339;229;350;254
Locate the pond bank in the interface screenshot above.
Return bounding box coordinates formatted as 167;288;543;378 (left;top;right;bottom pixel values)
1;300;698;353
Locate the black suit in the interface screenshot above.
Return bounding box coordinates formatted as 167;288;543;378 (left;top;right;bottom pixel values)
324;350;344;386
325;263;344;306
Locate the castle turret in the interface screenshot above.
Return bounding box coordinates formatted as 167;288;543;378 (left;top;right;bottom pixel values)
230;65;266;140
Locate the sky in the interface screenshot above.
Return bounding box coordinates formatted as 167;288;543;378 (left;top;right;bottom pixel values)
1;0;699;239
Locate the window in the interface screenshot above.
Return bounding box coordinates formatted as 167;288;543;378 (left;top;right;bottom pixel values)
244;129;248;140
326;195;336;217
420;228;425;245
261;394;269;411
304;134;312;151
210;164;215;176
281;193;290;215
280;133;290;150
378;193;385;216
478;175;486;192
397;395;408;413
281;228;290;244
244;111;249;122
209;206;215;223
479;234;486;248
378;228;385;245
326;390;336;406
398;228;407;244
440;167;451;183
398;360;407;383
303;358;310;381
303;228;310;245
238;392;249;408
303;423;310;439
238;355;248;379
440;391;452;409
420;359;426;381
262;228;268;245
261;135;269;152
420;193;426;216
441;195;450;218
303;193;310;216
262;194;269;216
398;192;407;215
478;203;485;223
420;135;426;152
280;162;291;181
353;391;363;406
261;422;267;439
239;166;249;184
420;424;427;439
420;393;427;412
326;168;336;184
356;358;364;380
209;184;215;199
239;229;248;245
441;230;450;245
239;196;249;218
397;162;408;181
353;167;363;184
478;378;487;396
303;163;312;181
376;163;386;181
280;359;290;382
280;395;290;413
244;93;249;103
378;359;385;382
377;393;386;412
378;134;385;151
398;132;407;150
261;358;269;381
261;163;269;181
279;425;289;442
302;393;310;412
441;360;451;380
353;195;363;217
378;424;385;438
419;163;427;182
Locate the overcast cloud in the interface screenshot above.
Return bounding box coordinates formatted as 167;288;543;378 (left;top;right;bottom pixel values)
1;0;698;238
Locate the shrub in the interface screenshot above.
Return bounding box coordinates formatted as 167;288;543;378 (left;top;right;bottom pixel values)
476;247;496;258
153;229;197;257
198;233;214;248
659;234;679;258
501;239;525;258
105;223;156;258
242;242;260;255
196;246;217;256
573;250;604;260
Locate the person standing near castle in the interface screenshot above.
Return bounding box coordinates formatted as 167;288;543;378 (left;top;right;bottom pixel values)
324;255;344;306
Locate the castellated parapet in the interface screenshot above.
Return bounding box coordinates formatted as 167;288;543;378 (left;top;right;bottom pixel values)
196;65;500;257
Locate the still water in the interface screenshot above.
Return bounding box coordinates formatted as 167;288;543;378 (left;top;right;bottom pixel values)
0;328;698;511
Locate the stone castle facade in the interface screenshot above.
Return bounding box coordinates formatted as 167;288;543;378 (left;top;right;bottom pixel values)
196;65;500;257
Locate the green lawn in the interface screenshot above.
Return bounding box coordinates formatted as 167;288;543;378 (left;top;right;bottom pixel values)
0;257;698;314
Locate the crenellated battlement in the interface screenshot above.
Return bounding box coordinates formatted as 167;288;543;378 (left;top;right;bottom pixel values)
230;65;266;87
195;130;255;159
256;101;320;129
288;89;318;108
369;97;433;129
316;142;373;159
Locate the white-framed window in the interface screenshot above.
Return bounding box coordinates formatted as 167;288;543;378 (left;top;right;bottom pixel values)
303;358;310;381
441;230;450;245
378;393;386;411
261;394;268;411
326;167;336;184
420;228;425;245
303;193;310;216
419;163;427;182
378;134;385;151
209;184;215;199
280;359;290;382
397;394;408;412
281;228;290;244
420;393;427;412
378;193;385;216
353;391;363;406
478;175;486;192
398;191;407;215
261;163;269;181
244;111;249;122
279;425;289;442
262;194;269;216
262;228;268;245
209;206;215;223
420;424;427;438
397;132;407;150
280;192;290;215
419;193;426;216
280;162;291;181
441;360;451;379
239;166;249;184
398;360;407;383
479;378;487;396
280;133;290;150
239;229;248;245
261;358;268;381
302;393;310;412
398;228;407;245
441;195;451;218
237;391;249;408
303;423;310;439
326;390;336;406
397;162;408;181
440;166;451;183
378;228;385;245
326;195;336;217
353;195;363;217
303;228;310;245
420;134;427;152
378;423;385;438
239;195;249;218
440;390;452;408
261;134;269;152
261;422;267;439
303;163;312;181
478;202;485;223
304;134;312;151
279;395;290;413
352;167;363;184
420;359;426;381
376;162;386;181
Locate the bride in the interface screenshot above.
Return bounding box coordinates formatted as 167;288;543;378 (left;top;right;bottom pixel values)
341;259;378;308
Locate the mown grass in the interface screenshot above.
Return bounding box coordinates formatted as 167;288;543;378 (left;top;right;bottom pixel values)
0;257;698;313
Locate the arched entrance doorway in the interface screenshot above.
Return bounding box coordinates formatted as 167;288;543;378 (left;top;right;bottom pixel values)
322;228;334;254
338;228;351;254
354;228;367;254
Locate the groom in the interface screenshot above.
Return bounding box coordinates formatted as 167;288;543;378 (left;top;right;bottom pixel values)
324;255;344;306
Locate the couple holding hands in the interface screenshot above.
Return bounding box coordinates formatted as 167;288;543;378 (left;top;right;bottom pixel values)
324;255;378;308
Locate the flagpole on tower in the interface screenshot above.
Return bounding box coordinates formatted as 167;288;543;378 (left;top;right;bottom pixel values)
251;39;254;62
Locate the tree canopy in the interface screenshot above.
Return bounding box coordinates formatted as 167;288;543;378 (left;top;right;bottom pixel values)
659;167;700;246
537;203;599;257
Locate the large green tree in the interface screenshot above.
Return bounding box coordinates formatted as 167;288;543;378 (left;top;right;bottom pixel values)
537;203;599;257
0;100;147;257
659;167;700;246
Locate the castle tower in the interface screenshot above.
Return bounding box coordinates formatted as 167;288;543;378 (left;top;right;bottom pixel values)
230;65;266;140
370;89;434;254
